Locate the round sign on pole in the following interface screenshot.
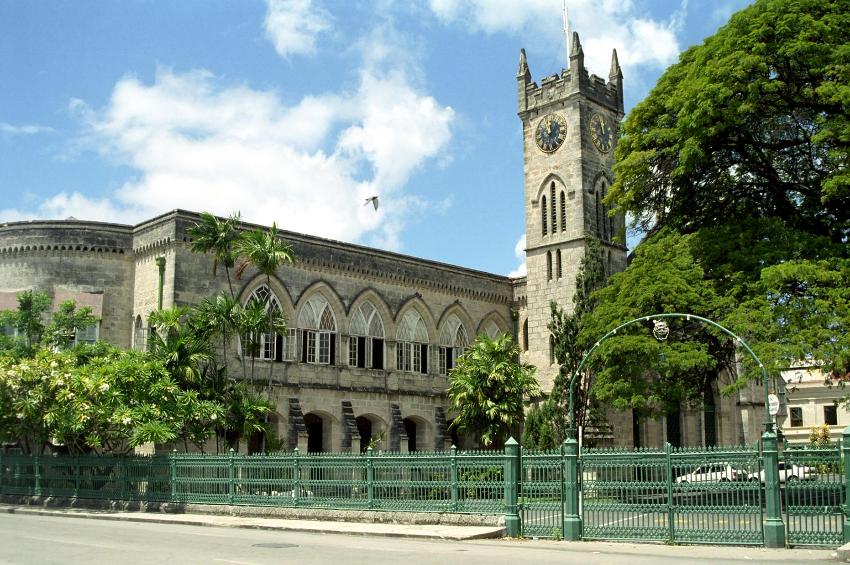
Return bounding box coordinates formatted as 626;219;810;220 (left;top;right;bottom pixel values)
768;394;780;416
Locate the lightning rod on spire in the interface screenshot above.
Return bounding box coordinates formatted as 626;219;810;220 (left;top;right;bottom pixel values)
562;0;570;70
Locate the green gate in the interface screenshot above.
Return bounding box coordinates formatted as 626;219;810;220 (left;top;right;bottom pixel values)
582;447;669;541
783;444;844;546
670;445;763;545
581;444;763;544
520;449;563;539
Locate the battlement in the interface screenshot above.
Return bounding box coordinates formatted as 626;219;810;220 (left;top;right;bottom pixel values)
517;32;623;117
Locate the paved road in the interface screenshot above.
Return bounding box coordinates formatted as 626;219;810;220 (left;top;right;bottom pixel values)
0;513;836;565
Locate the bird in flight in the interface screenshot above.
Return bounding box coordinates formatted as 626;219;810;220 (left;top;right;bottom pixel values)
364;196;379;211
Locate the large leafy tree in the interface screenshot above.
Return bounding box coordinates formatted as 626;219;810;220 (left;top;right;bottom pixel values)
447;333;540;448
611;0;850;243
592;0;850;412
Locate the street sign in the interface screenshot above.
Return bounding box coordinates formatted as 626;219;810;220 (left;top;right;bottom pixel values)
768;394;780;416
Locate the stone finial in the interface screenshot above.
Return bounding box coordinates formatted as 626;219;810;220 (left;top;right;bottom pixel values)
610;48;623;81
569;32;585;74
570;31;583;57
517;48;531;83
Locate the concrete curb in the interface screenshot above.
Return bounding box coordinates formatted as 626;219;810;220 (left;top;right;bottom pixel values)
837;542;850;562
0;504;506;541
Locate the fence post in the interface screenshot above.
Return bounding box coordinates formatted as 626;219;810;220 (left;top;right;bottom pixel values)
841;426;850;543
366;447;374;509
293;448;301;504
504;437;521;537
34;452;41;497
666;443;674;543
169;449;177;503
228;449;235;505
73;455;80;498
119;455;126;501
762;430;786;548
562;437;582;541
450;445;459;511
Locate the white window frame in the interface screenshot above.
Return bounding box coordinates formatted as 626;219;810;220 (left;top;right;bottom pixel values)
74;322;99;346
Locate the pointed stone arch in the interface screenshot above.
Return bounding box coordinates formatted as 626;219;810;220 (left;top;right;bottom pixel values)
294;281;346;332
476;311;509;340
435;302;474;343
347;288;395;339
534;173;567;202
394;295;437;342
238;273;295;320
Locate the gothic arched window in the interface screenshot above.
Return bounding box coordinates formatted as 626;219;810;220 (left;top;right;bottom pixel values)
556;249;562;279
546;251;552;281
550;182;556;236
297;294;337;365
396;309;429;374
438;314;468;375
348;301;385;370
522;319;529;352
243;285;284;361
541;195;548;235
560;190;566;232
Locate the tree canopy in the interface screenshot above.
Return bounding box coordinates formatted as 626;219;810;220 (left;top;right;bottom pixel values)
588;0;850;415
611;0;849;243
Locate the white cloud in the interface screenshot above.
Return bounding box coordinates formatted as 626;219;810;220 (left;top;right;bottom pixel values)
1;60;454;251
428;0;683;78
507;233;526;277
0;122;54;135
264;0;331;58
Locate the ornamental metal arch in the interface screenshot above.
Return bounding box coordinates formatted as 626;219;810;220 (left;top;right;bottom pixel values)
566;312;775;438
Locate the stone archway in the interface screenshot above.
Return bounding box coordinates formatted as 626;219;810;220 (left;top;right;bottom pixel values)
304;413;324;453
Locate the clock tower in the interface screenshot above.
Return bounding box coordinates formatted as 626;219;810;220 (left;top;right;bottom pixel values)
516;33;627;391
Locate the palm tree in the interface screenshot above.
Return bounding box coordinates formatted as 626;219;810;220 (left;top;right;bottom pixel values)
148;307;213;390
188;212;242;300
192;291;247;379
235;222;295;452
447;333;540;448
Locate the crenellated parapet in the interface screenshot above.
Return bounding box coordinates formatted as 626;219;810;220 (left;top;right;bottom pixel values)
517;32;623;119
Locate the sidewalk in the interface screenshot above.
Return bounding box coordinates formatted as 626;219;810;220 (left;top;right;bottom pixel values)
0;503;843;562
0;503;505;540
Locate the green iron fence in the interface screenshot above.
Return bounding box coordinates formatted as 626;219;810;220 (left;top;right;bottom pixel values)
670;445;763;545
2;437;849;549
0;448;505;515
783;443;844;546
582;446;669;541
581;444;763;545
520;448;562;539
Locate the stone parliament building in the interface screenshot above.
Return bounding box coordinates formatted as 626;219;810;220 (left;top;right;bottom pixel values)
0;35;765;453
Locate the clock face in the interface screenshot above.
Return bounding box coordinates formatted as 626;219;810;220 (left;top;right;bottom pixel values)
589;113;613;153
535;113;567;153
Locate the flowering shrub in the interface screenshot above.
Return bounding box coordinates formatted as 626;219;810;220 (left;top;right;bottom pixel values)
0;345;223;454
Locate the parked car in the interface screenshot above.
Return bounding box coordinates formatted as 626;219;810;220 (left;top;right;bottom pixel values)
747;461;815;483
675;463;744;483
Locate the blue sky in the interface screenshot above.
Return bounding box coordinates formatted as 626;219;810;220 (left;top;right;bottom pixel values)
0;0;752;276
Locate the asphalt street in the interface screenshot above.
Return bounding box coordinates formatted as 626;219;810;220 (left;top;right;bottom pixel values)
0;513;837;565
